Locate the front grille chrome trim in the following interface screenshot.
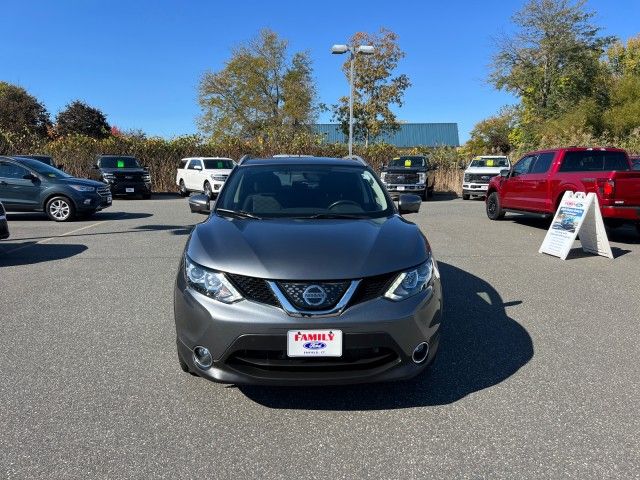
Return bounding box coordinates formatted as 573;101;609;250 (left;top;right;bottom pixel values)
267;280;361;317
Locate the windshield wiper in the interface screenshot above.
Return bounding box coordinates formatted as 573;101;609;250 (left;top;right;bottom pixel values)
215;208;262;220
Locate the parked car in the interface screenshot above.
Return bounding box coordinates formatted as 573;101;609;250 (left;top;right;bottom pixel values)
0;156;111;222
462;156;511;200
380;155;436;200
14;154;58;168
631;155;640;170
175;157;235;198
486;147;640;234
91;155;152;199
0;201;9;239
175;156;442;385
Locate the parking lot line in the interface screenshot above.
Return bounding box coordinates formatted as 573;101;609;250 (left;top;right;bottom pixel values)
3;219;116;254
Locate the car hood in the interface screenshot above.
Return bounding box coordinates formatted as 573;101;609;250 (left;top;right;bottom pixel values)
187;215;430;280
465;167;507;175
100;167;147;174
56;177;107;188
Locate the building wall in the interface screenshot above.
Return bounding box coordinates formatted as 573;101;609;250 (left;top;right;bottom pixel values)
313;123;460;148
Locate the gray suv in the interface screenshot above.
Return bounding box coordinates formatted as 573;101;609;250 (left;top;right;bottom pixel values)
174;156;443;385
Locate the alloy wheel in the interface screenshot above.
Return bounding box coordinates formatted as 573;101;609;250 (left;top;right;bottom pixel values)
50;199;70;220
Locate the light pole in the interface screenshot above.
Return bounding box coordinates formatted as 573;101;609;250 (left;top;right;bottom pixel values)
331;44;374;157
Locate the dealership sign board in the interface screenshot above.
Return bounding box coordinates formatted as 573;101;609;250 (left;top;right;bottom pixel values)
539;191;613;260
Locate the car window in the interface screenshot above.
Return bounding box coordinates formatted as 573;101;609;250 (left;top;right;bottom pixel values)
559;151;630;172
188;160;202;170
0;161;29;179
203;159;234;169
388;156;426;168
530;152;555;174
216;165;392;219
512;156;535;176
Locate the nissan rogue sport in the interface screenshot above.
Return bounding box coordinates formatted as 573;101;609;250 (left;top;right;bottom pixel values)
174;156;443;386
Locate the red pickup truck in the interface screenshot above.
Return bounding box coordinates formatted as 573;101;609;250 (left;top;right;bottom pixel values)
486;147;640;233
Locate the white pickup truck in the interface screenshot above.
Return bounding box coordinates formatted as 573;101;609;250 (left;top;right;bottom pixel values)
176;157;235;198
462;156;511;200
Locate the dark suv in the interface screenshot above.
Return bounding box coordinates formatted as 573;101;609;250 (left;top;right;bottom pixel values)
175;156;443;386
0;156;111;221
380;155;436;200
91;155;152;199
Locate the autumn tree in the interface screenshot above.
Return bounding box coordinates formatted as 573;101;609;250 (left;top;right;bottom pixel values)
55;100;111;139
198;29;317;139
466;107;519;155
332;28;411;146
0;82;51;138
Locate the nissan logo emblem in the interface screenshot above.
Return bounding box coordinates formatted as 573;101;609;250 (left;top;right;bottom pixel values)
302;285;327;306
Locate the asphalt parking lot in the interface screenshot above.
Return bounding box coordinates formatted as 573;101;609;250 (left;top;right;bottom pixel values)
1;195;638;479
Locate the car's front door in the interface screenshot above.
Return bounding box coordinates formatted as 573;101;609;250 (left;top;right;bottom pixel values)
501;155;536;209
0;160;42;209
519;152;556;212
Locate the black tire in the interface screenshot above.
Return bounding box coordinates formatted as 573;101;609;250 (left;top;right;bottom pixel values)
427;187;434;198
45;196;75;222
486;192;505;220
203;181;213;199
420;190;427;201
462;194;470;200
178;180;189;197
636;222;640;236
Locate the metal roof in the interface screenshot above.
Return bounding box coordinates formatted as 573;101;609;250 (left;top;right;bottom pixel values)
313;123;460;148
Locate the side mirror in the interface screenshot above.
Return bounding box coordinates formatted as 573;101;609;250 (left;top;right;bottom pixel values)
93;165;100;170
194;165;202;171
398;194;421;214
500;168;510;178
188;194;211;215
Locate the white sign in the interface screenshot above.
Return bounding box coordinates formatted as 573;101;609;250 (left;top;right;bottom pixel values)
539;191;613;260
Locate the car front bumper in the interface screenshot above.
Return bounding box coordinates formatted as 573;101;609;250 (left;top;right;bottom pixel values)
108;181;152;196
384;184;426;198
462;183;489;194
174;266;443;386
70;190;112;213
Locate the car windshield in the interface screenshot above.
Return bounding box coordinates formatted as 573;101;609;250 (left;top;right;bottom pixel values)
17;158;71;179
203;159;234;169
99;157;140;168
215;164;392;219
388;156;426;168
470;158;509;168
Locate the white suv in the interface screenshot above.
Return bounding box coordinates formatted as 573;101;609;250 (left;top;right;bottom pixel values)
176;157;235;198
462;156;511;200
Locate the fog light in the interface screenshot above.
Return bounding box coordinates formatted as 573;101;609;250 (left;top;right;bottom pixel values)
83;199;91;205
193;346;212;369
412;342;429;364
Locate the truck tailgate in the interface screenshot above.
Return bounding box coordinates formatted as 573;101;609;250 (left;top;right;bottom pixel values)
612;171;640;206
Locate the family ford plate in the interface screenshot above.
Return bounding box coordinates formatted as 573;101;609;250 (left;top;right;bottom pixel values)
287;330;342;357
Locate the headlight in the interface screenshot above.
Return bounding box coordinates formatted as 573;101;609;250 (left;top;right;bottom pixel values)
143;174;151;181
70;185;96;192
380;172;387;182
417;172;426;184
184;255;242;303
211;174;227;182
384;257;434;301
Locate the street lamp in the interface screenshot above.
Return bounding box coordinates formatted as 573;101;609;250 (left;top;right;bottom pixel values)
331;43;375;157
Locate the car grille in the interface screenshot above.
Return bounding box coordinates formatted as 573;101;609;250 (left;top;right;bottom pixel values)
384;173;419;184
97;186;111;197
226;271;399;310
276;281;350;311
114;172;144;181
464;173;494;184
226;274;280;307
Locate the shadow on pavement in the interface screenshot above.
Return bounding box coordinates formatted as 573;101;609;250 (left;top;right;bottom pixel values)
239;262;533;410
134;224;193;236
6;211;153;221
0;242;87;266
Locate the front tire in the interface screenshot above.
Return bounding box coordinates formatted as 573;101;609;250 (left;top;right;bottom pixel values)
178;179;189;197
427;187;434;198
46;196;75;222
486;192;505;220
462;193;470;200
203;181;213;199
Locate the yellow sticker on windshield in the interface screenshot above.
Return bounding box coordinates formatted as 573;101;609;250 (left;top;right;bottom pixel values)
404;160;412;167
486;159;494;167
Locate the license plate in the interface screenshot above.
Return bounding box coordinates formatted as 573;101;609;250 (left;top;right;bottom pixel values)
397;186;406;191
287;330;342;357
126;188;134;193
107;196;112;203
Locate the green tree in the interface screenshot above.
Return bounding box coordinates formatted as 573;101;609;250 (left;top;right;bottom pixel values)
332;28;411;146
0;82;51;138
490;0;613;125
55;100;111;139
466;107;519;155
198;29;317;139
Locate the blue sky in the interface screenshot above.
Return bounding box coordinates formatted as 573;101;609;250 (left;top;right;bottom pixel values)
2;0;638;142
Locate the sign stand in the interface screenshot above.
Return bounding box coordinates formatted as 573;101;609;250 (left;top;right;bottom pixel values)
539;191;613;260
